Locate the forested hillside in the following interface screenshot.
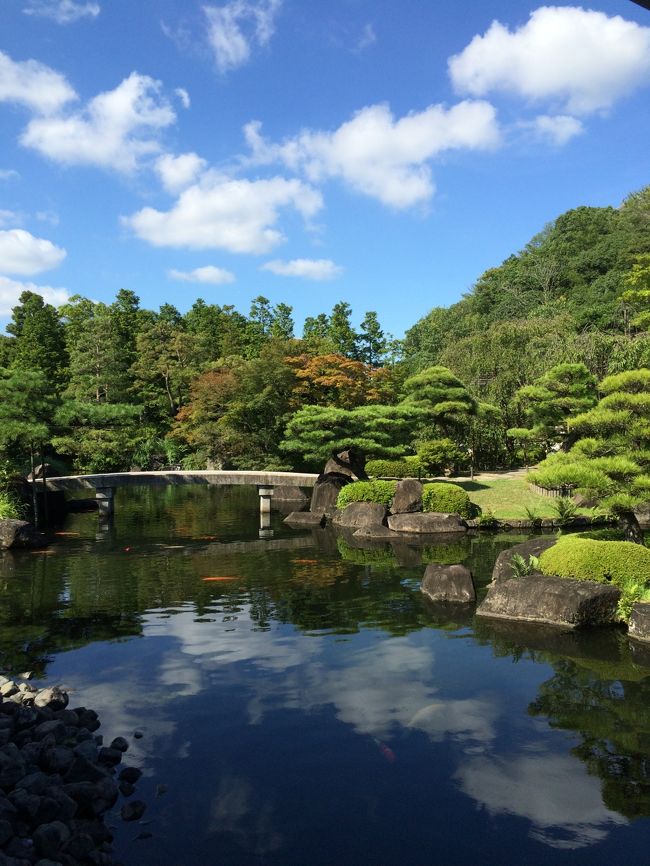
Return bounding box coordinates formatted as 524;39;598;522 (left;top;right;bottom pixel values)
0;185;649;478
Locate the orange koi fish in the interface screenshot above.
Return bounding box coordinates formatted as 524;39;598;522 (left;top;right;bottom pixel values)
291;559;319;565
202;576;240;582
373;738;396;764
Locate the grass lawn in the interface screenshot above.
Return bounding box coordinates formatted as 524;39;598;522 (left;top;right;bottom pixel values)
452;475;589;520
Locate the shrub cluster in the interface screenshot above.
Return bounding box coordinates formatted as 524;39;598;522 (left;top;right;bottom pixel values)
422;482;472;518
336;480;398;509
0;490;22;520
539;535;650;620
366;458;421;478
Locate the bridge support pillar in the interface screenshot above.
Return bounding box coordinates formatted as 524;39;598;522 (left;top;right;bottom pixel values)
95;487;115;517
258;485;274;516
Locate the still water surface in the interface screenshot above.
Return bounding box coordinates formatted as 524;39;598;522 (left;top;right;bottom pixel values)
2;486;650;865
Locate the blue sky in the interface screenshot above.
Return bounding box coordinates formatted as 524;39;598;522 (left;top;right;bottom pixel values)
1;0;649;338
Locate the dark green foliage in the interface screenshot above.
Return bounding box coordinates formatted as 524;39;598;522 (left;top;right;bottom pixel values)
336;480;397;509
539;536;650;619
416;438;463;475
422;482;472;518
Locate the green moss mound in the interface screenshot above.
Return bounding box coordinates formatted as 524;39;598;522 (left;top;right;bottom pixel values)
539;536;650;621
366;458;421;478
336;480;398;510
422;482;472;518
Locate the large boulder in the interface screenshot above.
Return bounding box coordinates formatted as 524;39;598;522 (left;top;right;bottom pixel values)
476;575;621;628
284;511;326;527
321;447;367;482
491;537;558;583
333;502;387;529
421;564;476;603
387;512;467;534
0;520;47;550
309;475;350;517
628;603;650;642
390;479;423;515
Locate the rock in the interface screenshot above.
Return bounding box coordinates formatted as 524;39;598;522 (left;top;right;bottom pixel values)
133;731;143;740
321;448;367;481
0;683;18;699
332;502;387;529
309;475;350;517
390;479;423;515
27;464;59;481
0;818;12;846
41;746;75;775
476;575;621;628
634;502;650;527
117;766;141;785
33;820;70;859
491;537;558;583
118;781;134;798
0;520;47;551
629;603;650;642
283;511;326;527
387;513;467;534
120;800;146;822
421;564;476;603
352;525;401;540
109;737;128;753
34;689;68;713
97;747;122;766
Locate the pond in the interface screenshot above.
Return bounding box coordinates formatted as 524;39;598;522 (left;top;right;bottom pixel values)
2;486;650;865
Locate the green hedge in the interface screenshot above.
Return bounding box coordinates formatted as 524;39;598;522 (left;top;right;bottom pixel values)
336;480;398;509
539;536;650;620
366;458;421;478
422;482;472;518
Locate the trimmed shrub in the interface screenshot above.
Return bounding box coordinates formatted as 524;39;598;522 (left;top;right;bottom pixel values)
416;438;462;475
422;482;472;518
336;480;397;510
366;459;421;478
539;535;650;620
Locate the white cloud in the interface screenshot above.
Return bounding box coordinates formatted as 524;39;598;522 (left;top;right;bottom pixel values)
169;265;235;284
0;50;77;115
0;228;66;275
262;258;343;280
175;87;191;109
203;0;282;73
155;152;207;193
23;0;101;24
0;211;22;228
244;100;500;209
21;72;176;173
124;172;322;254
0;276;70;316
0;169;20;181
449;6;650;115
456;753;626;849
528;114;584;146
356;23;376;52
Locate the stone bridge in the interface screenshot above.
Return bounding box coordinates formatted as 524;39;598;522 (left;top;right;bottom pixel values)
41;471;318;519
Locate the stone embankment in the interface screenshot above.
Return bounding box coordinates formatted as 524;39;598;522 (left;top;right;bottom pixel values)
0;676;146;866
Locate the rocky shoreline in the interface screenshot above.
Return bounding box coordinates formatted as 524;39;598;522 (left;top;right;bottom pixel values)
0;677;145;866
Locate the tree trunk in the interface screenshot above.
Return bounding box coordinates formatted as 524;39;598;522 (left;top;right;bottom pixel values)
618;509;644;544
30;446;38;527
40;445;48;525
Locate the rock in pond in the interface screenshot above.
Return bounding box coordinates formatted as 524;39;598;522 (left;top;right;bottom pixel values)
629;602;650;642
284;511;326;527
491;537;558;583
476;574;621;628
309;475;350;517
421;564;476;603
0;520;47;551
322;447;367;481
390;479;423;515
387;512;467;534
332;502;387;530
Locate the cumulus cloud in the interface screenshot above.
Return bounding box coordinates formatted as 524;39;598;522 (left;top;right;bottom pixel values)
244;100;500;209
204;0;282;73
155;152;207;193
528;114;584;145
0;276;70;316
169;265;235;284
449;6;650;115
0;228;66;275
21;72;175;173
175;87;191;109
0;50;77;115
456;753;626;849
0;211;22;228
124;173;322;254
262;258;343;280
23;0;101;24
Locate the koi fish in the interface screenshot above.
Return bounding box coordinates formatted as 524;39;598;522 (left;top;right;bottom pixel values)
202;576;240;582
196;535;218;541
373;738;396;763
124;547;132;552
291;559;319;565
54;531;80;537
